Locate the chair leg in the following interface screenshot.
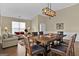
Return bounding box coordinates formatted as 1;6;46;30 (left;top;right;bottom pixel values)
69;48;72;56
70;48;73;56
25;48;27;56
43;52;44;56
72;45;75;56
49;51;53;56
70;45;75;56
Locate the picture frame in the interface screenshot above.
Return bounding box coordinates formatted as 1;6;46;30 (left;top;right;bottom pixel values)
56;23;64;30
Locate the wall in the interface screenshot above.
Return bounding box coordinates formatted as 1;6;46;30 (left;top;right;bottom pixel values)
32;15;49;32
48;4;79;32
38;15;48;32
32;15;57;33
0;16;1;35
32;16;39;32
0;16;32;34
34;4;79;33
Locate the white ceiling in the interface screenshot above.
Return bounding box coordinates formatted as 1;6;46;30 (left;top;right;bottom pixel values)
0;3;77;20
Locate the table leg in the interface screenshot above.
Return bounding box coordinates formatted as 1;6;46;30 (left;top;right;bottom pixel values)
44;45;48;56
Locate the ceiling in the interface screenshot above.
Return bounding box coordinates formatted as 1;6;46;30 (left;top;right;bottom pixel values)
0;3;77;20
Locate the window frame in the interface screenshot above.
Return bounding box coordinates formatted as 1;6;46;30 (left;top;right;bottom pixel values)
12;21;26;34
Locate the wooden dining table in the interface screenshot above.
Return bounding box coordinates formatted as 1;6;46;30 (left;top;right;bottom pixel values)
34;34;60;45
33;34;66;55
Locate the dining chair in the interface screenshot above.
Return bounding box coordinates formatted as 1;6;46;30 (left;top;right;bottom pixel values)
32;32;38;36
39;31;43;35
71;34;77;56
63;34;77;55
23;35;45;56
49;35;74;56
63;34;77;44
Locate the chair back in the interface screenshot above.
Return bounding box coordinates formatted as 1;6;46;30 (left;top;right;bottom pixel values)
66;37;73;56
39;31;43;35
23;35;32;55
57;31;63;35
23;35;45;56
71;34;77;43
32;32;38;36
66;34;77;56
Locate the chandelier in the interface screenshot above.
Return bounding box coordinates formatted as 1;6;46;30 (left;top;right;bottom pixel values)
42;3;56;17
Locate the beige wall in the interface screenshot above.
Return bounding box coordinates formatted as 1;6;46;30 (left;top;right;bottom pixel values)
32;15;55;33
33;4;79;33
32;16;39;32
38;15;47;32
51;4;79;32
32;15;48;32
0;16;32;34
0;16;1;35
50;4;79;41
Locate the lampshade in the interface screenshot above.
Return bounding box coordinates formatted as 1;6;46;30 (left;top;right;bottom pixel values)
4;27;8;31
27;26;31;30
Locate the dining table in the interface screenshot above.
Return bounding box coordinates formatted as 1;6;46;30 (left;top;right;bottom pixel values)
33;34;67;55
34;34;61;45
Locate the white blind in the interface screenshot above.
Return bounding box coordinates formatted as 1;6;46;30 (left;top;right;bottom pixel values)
40;23;46;32
12;21;26;34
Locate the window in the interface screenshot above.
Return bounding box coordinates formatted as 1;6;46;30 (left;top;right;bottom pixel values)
40;23;46;32
12;21;26;34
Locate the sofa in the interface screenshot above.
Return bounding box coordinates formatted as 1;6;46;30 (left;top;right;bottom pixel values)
0;33;18;48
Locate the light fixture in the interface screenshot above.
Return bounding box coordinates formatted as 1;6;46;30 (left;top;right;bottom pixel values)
4;27;8;31
42;3;56;17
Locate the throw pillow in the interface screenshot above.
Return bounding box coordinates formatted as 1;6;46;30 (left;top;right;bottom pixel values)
8;33;13;38
2;33;8;39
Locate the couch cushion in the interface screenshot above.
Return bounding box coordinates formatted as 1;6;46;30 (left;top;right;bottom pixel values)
2;36;18;42
2;32;14;39
8;33;13;38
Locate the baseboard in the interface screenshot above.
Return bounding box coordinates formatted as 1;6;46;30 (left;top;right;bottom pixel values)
2;45;17;49
75;40;79;43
